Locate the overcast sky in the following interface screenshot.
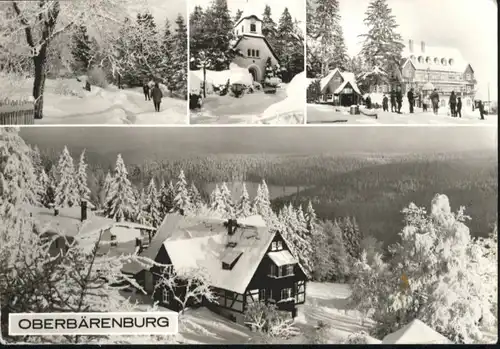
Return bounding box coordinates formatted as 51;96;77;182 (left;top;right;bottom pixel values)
339;0;497;100
129;0;186;24
189;0;306;25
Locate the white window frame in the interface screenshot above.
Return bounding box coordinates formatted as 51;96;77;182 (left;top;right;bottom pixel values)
250;23;256;33
280;288;292;300
276;241;283;250
259;289;266;301
162;289;170;304
271;241;277;251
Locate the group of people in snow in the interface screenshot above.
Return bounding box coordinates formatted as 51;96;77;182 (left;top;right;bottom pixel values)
142;79;164;112
380;87;404;113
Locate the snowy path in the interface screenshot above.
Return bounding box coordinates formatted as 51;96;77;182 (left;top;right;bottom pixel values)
190;87;288;124
307;103;498;125
2;78;187;124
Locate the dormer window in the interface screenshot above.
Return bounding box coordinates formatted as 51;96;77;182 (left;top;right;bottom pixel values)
250;23;256;32
271;241;277;251
221;250;243;270
276;241;283;250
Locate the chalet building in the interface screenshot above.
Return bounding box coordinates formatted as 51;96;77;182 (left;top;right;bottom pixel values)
316;68;362;106
122;214;307;325
232;2;279;82
30;201;156;258
373;40;476;109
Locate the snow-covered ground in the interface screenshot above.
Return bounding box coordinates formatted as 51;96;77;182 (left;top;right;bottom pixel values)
307;103;498;125
1;77;187;124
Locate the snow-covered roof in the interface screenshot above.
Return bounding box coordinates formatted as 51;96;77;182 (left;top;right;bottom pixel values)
320;68;362;95
402;43;470;73
382;319;452;344
29;206;115;237
163;218;275;295
234;2;262;28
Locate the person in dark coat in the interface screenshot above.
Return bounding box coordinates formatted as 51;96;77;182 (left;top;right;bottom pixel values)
396;88;403;113
366;95;372;109
390;89;396;112
449;91;457;117
430;89;440;115
151;82;163;112
143;81;150;101
478;100;485;120
456;97;462;118
382;94;389;112
407;88;415;113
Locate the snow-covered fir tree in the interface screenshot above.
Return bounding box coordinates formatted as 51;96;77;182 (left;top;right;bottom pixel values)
143;178;162;228
359;0;404;74
104;154;136;222
219;182;234;217
37;168;51;208
262;5;278;49
158;179;175;217
54;146;79;208
0;128;38;224
169;15;188;98
135;188;147;225
173;170;191;215
188;182;203;212
236;182;252;218
340;216;363;259
100;171;113;208
71;25;93;73
252;180;272;219
75;149;91;202
210;184;227;217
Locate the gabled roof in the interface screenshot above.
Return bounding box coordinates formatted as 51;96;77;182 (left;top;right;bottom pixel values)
162;218;275;294
233;34;280;63
320;68;362;95
382;319;452;344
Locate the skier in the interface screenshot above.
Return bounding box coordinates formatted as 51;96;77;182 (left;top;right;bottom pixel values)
449;91;457;117
430;89;440;115
151;82;163;112
382;94;389;112
142;80;150;101
390;89;396;112
407;88;415;113
456;97;462;118
396;87;403;113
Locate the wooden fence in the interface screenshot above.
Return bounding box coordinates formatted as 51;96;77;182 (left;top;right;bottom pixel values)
0;101;35;125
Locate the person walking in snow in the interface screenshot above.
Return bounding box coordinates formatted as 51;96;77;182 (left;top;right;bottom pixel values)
151;82;163;112
478;100;485;120
456;97;462;118
407;88;415;113
382;94;389;112
366;95;372;109
142;80;150;101
390;89;396;112
396;88;403;113
147;79;155;99
430;89;440;115
449;91;457;117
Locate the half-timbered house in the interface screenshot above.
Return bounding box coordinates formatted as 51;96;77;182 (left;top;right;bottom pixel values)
122;214;307;325
316;68;362;106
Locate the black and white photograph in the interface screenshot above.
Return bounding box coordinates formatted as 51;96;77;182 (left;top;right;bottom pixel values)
0;0;188;125
306;0;498;124
189;0;306;124
1;126;497;344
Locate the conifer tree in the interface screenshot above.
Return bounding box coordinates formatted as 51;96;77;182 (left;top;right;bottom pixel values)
135;188;147;225
233;9;243;23
71;25;93;73
158;19;173;80
104;154;136;222
75;149;91;202
188;182;203;211
219;182;234;217
359;0;404;74
169;15;188;97
158;179;175;217
252;180;272;219
276;8;304;82
236;182;252;218
262;5;278;47
173;170;191;214
143;178;161;227
210;184;226;216
101;171;113;208
37;168;51;207
305;200;317;232
54;146;79;208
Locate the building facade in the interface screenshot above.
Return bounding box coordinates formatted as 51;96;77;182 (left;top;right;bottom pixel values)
371;40;476;109
232;6;279;82
316;68;362;106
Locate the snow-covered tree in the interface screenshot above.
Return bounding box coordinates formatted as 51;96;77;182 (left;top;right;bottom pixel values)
75;149;91;202
340;216;363;259
71;24;92;72
135;188;147;225
252;180;272;219
359;0;404;75
168;14;187;98
36;167;51;207
54;146;79;208
142;178;161;227
188;182;203;212
100;171;112;208
236;182;252;218
158;179;175;217
210;184;226;216
349;194;498;343
104;154;136;222
0;128;38;226
219;182;234;217
173;170;191;215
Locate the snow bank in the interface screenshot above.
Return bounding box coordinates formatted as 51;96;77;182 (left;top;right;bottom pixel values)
190;63;253;95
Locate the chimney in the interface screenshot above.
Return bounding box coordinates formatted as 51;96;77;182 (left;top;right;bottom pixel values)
421;41;425;53
81;199;87;222
409;39;414;53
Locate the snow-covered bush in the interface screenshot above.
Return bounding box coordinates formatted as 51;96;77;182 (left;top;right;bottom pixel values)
87;67;108;88
244;301;299;339
349;194;498;343
230;83;245;98
53;79;82;97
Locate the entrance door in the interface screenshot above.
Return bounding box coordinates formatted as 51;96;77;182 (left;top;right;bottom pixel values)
248;67;257;82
